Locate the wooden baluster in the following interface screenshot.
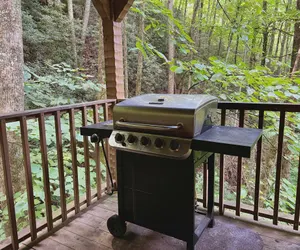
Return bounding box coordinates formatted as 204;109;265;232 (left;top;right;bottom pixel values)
38;113;53;231
103;103;112;191
20;117;37;240
236;109;245;216
93;105;102;199
203;163;208;208
254;110;264;221
69;109;80;213
294;155;300;230
0;120;19;249
82;107;91;206
54;111;67;221
219;109;226;215
273;111;285;225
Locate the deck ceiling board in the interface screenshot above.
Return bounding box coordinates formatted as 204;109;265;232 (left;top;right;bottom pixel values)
114;0;135;22
92;0;111;19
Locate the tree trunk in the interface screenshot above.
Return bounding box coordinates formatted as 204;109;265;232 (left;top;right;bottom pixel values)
0;0;25;239
196;0;204;49
189;0;201;40
183;0;188;22
261;0;268;66
291;46;300;76
291;0;300;72
277;23;289;75
217;0;226;57
274;23;283;58
80;0;91;65
135;3;145;96
207;1;217;56
123;17;129;98
168;0;175;94
267;0;279;68
0;0;24;114
250;28;258;68
67;0;78;67
97;17;105;99
234;35;240;64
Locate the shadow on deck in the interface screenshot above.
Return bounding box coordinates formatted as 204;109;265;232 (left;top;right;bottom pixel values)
21;195;300;250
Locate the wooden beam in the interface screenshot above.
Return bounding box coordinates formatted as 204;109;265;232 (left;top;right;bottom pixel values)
92;0;111;20
102;18;125;99
114;0;135;22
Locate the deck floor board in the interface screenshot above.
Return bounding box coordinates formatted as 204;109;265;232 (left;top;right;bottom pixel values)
26;195;300;250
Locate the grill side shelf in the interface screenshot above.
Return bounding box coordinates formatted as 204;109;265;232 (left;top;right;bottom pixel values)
80;120;113;138
191;126;263;158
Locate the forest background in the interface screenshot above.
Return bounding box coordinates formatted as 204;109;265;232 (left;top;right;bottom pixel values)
0;0;300;241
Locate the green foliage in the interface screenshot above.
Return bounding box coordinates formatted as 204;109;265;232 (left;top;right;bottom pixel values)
0;112;107;240
24;63;104;109
22;0;82;66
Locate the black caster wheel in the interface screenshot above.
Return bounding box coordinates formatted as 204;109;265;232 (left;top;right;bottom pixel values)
107;214;127;238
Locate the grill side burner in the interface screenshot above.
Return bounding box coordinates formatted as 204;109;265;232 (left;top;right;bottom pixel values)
80;94;263;250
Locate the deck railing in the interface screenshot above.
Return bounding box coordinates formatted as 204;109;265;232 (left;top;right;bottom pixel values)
0;99;115;249
0;99;300;249
199;102;300;230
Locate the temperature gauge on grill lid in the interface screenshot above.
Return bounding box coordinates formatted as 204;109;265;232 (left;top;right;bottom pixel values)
140;136;151;146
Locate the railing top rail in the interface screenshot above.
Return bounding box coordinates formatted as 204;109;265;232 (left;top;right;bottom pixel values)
0;99;116;122
218;101;300;112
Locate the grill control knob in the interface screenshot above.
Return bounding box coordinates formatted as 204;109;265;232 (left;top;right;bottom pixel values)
127;134;137;144
115;133;124;143
170;140;180;151
154;138;164;149
91;134;100;143
141;136;151;146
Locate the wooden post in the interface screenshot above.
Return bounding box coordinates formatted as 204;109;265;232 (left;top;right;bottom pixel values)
92;0;134;99
102;19;125;99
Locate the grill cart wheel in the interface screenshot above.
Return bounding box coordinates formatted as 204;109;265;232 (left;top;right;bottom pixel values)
107;215;127;238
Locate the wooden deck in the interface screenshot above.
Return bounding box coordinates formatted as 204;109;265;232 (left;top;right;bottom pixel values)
20;195;300;250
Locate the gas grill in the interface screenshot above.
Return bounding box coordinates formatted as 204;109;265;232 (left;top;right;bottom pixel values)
80;94;262;250
110;94;218;159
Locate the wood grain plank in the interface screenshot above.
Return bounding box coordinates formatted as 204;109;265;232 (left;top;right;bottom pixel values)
202;163;208;208
20;116;37;240
103;103;112;191
64;220;127;250
219;108;226;215
273;111;286;225
0;119;19;249
54;111;67;221
254;110;264;221
74;211;106;229
50;229;110;250
82;107;91;206
86;205;115;220
69;109;80;213
38;113;53;231
294;155;300;230
31;238;72;250
0;100;116;123
236;109;245;216
93;104;102;200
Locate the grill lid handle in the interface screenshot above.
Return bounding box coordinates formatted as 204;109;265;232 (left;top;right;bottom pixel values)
115;121;183;132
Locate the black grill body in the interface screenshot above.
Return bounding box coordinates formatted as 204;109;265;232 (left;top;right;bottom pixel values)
80;109;262;250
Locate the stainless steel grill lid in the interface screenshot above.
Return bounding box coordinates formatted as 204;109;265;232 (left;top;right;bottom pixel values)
113;94;218;138
109;94;218;159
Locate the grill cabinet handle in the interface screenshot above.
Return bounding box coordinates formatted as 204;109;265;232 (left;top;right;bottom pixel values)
115;121;183;132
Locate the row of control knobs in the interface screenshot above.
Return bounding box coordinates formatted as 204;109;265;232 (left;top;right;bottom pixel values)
114;133;180;151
